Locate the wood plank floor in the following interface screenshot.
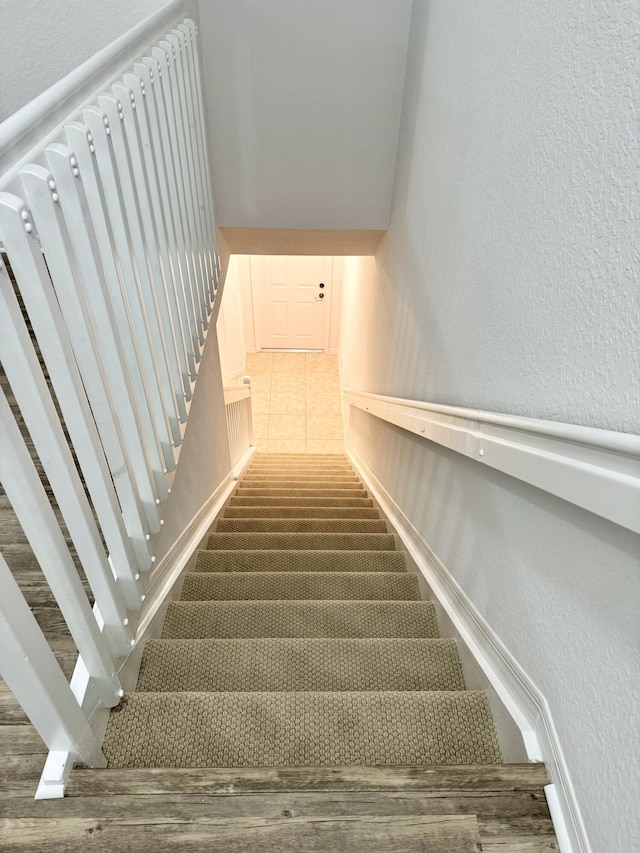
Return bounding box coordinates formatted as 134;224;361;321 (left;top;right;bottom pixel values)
0;746;558;852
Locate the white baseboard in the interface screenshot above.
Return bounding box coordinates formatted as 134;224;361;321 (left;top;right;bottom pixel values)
347;446;591;853
232;444;256;480
37;459;252;799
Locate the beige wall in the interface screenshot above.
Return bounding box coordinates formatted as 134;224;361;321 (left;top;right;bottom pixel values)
216;256;246;379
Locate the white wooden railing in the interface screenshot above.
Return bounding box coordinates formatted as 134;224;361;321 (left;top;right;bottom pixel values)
224;379;255;475
0;1;220;798
344;389;640;535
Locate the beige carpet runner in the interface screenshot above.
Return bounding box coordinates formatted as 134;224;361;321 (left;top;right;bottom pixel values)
103;454;502;767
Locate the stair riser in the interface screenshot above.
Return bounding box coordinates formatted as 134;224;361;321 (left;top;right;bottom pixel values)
243;475;359;482
206;533;396;551
194;550;408;574
239;481;364;490
180;572;419;601
235;489;368;499
223;506;381;519
251;455;349;460
247;465;354;473
216;519;386;534
229;497;374;507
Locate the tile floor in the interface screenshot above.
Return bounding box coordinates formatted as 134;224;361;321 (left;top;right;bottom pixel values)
242;351;344;454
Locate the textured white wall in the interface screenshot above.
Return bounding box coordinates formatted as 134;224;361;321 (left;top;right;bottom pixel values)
0;0;169;122
152;230;233;563
341;2;640;850
197;0;412;229
343;0;639;433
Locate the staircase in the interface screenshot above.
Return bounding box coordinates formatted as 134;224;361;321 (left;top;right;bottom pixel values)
103;453;502;768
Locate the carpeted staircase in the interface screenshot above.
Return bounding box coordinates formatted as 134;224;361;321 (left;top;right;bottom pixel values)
103;454;502;768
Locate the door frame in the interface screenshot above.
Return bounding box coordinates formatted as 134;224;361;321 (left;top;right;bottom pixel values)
249;255;334;352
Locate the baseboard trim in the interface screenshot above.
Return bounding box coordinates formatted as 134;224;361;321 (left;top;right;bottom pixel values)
233;444;257;479
347;446;591;853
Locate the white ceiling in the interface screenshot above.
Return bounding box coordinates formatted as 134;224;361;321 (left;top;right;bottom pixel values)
198;0;413;231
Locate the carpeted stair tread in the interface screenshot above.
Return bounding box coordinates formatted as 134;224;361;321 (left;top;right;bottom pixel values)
229;496;374;508
162;600;440;639
180;571;420;601
103;690;502;767
137;638;465;692
216;518;387;534
223;505;381;519
206;532;396;551
195;550;408;574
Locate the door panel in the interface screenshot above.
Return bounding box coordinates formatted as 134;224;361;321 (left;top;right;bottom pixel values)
269;301;288;340
257;256;332;349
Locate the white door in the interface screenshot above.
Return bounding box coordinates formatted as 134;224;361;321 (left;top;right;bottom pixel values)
254;256;332;350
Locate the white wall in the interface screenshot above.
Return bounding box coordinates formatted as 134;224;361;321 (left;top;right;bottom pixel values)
342;0;639;434
0;0;170;122
150;230;233;564
341;3;640;851
216;255;247;379
197;0;412;229
239;256;258;351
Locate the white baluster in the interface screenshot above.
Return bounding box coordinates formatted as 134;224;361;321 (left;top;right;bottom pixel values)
0;192;151;573
0;262;138;647
64;121;175;475
45;143;170;504
175;24;217;304
123;70;193;399
112;80;188;429
0;390;121;708
98;93;182;447
161;35;210;329
80;107;178;470
140;55;202;363
19;163;162;534
151;45;207;344
167;30;214;314
183;19;222;292
0;553;107;769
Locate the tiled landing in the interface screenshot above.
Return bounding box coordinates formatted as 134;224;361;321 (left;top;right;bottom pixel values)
244;351;344;454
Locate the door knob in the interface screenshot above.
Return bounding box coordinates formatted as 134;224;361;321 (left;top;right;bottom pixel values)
319;282;325;289
318;293;325;299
